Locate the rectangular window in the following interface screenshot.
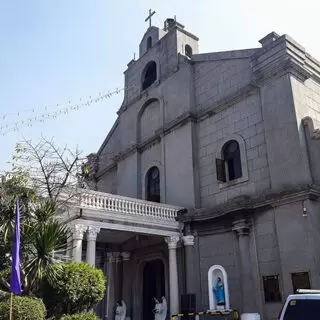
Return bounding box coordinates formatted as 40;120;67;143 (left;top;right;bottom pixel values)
263;275;282;303
291;272;311;293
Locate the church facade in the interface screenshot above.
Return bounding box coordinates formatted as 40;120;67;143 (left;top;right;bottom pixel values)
67;17;320;320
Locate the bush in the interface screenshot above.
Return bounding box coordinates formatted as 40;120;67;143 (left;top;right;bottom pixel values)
42;262;105;316
0;295;45;319
0;268;10;291
59;312;99;320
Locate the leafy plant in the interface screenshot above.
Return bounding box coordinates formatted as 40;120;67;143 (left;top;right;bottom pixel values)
0;193;71;295
42;262;105;316
59;312;100;320
0;295;46;320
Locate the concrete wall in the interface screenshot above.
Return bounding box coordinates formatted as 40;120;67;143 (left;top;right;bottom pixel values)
194;57;252;110
197;231;241;311
253;209;283;320
198;93;270;207
260;74;312;191
163;62;193;124
195;198;320;319
96;167;117;194
116;153;138;198
139;99;161;143
164;123;196;207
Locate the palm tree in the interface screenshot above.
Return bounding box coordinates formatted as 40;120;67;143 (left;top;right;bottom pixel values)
24;200;70;293
0;180;71;296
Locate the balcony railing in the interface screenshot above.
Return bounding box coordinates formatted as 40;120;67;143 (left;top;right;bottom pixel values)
78;189;182;221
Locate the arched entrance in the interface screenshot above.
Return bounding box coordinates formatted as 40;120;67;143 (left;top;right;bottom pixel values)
143;259;165;320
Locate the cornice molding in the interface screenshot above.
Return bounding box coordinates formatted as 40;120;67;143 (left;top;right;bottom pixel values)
253;57;313;85
178;185;320;223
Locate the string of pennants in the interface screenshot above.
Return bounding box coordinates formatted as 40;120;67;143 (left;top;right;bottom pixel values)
0;87;126;136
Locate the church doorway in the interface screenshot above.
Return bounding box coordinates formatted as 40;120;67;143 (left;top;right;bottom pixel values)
143;259;165;320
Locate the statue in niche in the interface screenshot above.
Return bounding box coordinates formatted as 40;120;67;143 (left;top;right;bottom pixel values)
208;265;230;310
115;300;127;320
153;296;167;320
213;277;225;308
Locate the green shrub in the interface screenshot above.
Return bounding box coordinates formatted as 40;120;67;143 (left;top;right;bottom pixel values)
0;295;45;319
59;312;99;320
42;262;105;316
0;268;10;291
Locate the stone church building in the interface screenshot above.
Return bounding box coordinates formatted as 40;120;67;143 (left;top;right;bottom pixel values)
66;16;320;320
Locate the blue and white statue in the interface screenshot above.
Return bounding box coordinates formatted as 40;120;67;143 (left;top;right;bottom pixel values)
213;277;225;307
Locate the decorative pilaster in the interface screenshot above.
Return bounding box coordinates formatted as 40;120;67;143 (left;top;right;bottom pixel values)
182;235;196;295
165;235;180;315
86;226;100;266
113;252;122;302
233;219;256;313
121;252;131;318
71;224;86;262
106;252;116;320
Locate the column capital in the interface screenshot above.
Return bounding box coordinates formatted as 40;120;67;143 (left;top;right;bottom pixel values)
182;235;195;246
121;251;131;262
113;251;121;263
106;252;116;263
71;224;86;240
87;226;100;241
232;218;250;236
165;235;180;249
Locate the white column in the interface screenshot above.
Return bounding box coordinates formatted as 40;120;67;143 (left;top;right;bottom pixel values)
72;224;86;262
165;235;180;316
86;226;100;266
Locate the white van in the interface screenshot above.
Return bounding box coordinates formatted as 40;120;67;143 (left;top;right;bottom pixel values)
279;289;320;319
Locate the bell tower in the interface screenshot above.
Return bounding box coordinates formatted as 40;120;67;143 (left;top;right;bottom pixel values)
121;12;199;111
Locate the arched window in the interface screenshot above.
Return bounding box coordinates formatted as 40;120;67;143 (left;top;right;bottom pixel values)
147;36;152;50
185;44;193;58
223;140;242;181
216;140;242;182
142;61;157;91
146;166;160;202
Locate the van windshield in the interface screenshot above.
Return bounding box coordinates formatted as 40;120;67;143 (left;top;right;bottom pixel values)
284;299;320;319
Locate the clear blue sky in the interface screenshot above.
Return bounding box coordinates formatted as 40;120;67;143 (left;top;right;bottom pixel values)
1;0;319;172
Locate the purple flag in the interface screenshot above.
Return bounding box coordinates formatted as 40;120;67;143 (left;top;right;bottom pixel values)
10;199;21;295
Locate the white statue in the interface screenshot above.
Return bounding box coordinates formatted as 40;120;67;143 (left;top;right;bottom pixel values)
153;296;167;320
115;300;127;320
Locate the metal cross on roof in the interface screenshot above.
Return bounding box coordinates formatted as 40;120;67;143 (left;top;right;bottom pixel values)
145;9;156;28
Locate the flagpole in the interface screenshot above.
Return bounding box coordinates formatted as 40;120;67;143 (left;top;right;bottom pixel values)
9;292;13;320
